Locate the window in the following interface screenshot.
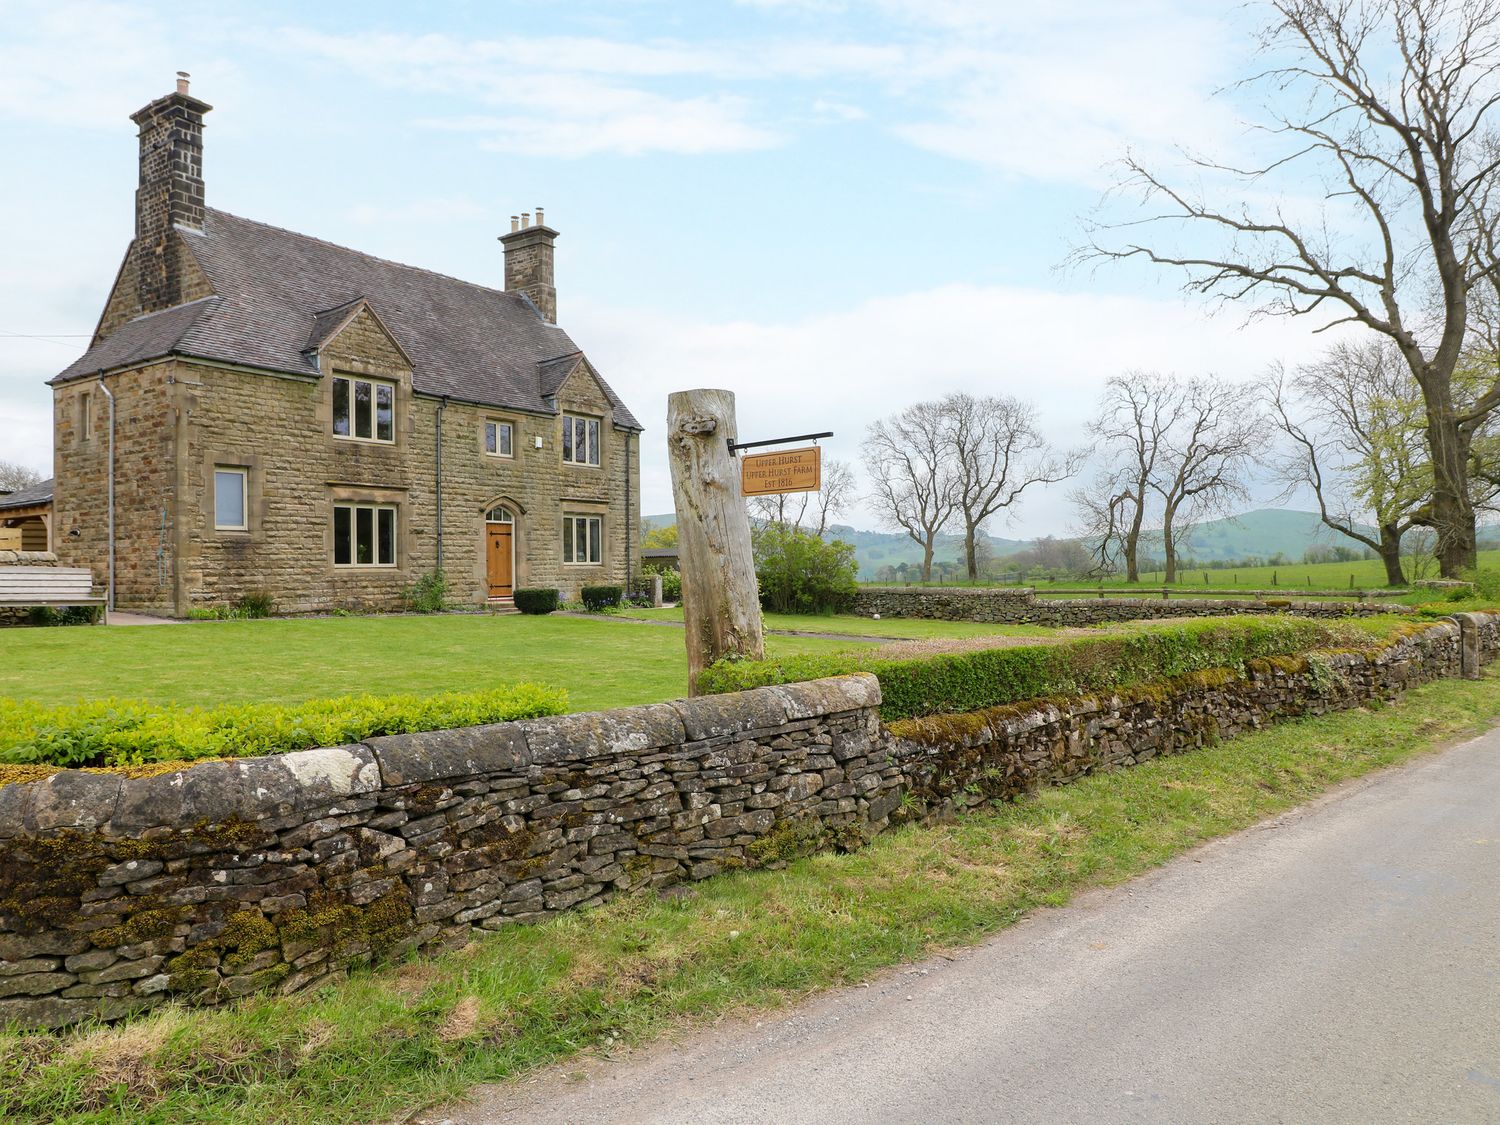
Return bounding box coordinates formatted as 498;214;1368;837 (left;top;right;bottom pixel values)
333;503;397;567
486;506;513;524
563;513;602;564
484;420;514;457
332;375;395;443
562;414;601;466
214;467;248;530
80;392;92;443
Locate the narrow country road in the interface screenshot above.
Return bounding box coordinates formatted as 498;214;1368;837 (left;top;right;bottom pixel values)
438;725;1500;1125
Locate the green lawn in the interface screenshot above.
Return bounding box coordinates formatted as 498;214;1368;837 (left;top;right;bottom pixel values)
0;614;871;713
616;606;1062;639
6;670;1498;1124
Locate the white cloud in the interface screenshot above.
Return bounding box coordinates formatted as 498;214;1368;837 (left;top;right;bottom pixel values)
266;8;1248;182
419;93;779;158
571;282;1346;536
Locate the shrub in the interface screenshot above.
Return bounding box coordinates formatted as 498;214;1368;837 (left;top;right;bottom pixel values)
0;682;569;771
699;616;1374;721
754;524;858;614
581;584;624;611
404;571;449;614
514;587;560;615
236;590;277;619
21;606;100;627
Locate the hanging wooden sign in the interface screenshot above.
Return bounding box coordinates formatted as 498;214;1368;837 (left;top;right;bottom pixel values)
740;446;822;496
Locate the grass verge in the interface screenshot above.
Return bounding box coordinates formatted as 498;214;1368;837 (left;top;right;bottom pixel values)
6;670;1500;1124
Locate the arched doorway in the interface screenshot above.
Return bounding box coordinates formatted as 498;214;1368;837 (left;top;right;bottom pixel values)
484;506;515;599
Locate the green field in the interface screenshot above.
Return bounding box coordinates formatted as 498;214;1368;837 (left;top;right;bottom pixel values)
872;549;1500;595
0;614;873;713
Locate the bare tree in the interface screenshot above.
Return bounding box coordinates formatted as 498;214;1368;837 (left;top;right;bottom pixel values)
863;402;957;581
0;460;43;494
1081;0;1500;577
941;392;1082;580
749;458;858;538
1267;340;1430;584
1073;371;1187;582
1149;378;1263;583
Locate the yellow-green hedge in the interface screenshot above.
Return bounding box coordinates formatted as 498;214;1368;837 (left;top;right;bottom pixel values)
0;683;567;770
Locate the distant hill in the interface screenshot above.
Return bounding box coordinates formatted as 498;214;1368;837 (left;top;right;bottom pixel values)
643;509;1398;577
1133;509;1377;564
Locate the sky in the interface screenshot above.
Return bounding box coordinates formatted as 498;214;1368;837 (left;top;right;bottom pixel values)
0;0;1356;537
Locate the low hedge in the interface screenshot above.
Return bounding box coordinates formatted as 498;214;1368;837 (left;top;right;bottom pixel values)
0;682;568;771
698;616;1376;721
582;584;624;611
514;587;560;615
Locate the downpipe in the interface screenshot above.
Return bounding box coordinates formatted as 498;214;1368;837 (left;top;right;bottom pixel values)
96;374;116;612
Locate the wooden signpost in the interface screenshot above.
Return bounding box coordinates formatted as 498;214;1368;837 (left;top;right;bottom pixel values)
667;391;832;696
740;446;821;497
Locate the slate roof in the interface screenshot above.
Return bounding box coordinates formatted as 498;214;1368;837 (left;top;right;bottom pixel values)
0;478;54;511
53;210;642;430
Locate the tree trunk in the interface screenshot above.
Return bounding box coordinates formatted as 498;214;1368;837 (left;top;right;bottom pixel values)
964;522;979;581
921;539;935;582
1378;524;1407;587
1123;525;1141;582
1423;392;1478;577
1161;504;1177;585
1124;488;1144;583
667;389;764;695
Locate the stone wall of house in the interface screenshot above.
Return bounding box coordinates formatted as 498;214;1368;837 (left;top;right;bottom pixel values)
54;343;639;617
52;362;179;614
3;615;1492;1029
852;586;1409;625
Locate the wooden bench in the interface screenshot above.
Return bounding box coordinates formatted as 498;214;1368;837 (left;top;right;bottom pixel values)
0;566;108;622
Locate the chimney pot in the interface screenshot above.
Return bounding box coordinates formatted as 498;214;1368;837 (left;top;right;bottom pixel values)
176;71;190;95
499;208;559;323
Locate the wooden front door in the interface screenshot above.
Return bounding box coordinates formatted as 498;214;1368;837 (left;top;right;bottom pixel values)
486;524;514;597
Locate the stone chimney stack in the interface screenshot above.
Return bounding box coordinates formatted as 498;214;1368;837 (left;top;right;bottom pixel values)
130;73;212;313
499;207;558;323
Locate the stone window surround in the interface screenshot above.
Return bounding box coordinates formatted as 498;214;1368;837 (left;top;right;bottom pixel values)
561;411;603;468
482;417;516;459
333;501;398;569
213;466;248;531
331;372;397;445
562;501;606;566
325;484;406;573
201;450;264;541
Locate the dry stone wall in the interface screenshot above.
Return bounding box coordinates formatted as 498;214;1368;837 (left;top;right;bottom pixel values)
1;614;1494;1029
853;586;1409;626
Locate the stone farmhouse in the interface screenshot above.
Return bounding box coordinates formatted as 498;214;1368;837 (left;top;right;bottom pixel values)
49;77;642;616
